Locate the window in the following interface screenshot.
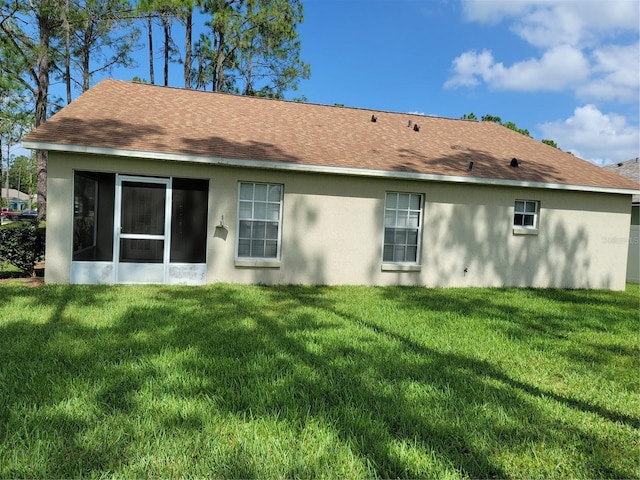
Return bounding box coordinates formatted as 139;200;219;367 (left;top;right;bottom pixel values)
514;200;538;228
383;192;423;263
237;182;283;259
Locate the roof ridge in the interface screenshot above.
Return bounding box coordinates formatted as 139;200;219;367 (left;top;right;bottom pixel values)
99;78;464;122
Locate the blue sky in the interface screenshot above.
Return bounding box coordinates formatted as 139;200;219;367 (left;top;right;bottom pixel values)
46;0;640;166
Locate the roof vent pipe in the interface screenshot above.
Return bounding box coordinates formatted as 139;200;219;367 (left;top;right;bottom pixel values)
468;161;474;171
408;120;412;128
413;124;420;132
510;157;522;168
371;115;377;122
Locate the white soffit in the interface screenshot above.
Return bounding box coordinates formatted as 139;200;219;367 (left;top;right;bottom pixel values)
22;141;639;196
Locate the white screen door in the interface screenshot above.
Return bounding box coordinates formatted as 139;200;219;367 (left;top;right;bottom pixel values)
114;175;172;283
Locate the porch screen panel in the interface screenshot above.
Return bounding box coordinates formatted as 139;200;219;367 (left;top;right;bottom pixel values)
170;178;209;263
120;238;164;263
73;171;115;261
120;181;166;235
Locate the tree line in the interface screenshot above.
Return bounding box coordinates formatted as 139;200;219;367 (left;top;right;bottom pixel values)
0;0;310;218
460;112;563;151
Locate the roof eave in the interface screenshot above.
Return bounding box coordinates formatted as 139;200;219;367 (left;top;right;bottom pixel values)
22;141;639;196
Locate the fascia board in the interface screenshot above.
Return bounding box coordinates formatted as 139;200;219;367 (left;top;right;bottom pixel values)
22;140;640;196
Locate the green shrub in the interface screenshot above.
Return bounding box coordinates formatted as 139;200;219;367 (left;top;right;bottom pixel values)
0;221;45;276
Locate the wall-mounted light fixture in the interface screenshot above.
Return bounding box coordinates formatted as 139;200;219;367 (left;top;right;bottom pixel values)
217;215;229;229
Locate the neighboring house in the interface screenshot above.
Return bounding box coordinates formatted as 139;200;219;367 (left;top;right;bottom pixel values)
1;188;29;211
23;79;639;289
605;158;640;283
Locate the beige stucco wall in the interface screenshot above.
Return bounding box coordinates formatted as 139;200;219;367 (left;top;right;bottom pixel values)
47;152;632;290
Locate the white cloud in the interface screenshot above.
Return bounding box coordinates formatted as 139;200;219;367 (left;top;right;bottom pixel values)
448;1;640;105
462;0;541;24
512;4;586;48
444;50;493;88
445;45;589;91
578;42;640;102
462;0;639;47
538;104;640;165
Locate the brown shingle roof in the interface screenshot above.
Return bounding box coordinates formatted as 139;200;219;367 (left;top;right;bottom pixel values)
605;158;640;202
24;79;640;192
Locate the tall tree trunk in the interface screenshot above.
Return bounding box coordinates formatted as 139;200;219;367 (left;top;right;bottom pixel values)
184;6;192;88
64;0;71;104
147;16;154;84
36;12;50;220
82;26;91;91
212;28;224;92
163;15;170;86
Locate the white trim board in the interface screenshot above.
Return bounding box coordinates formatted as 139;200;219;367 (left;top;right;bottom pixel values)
23;140;639;196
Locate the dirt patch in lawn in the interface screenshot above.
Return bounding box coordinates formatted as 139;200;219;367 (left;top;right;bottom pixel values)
0;276;45;287
0;262;45;286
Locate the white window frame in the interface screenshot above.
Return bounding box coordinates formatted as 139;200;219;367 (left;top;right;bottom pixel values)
236;182;284;261
381;192;423;266
513;199;540;235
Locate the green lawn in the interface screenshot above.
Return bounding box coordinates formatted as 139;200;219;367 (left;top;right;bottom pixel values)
0;260;22;277
1;283;638;479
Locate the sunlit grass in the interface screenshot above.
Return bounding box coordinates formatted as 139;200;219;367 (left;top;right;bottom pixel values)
0;259;22;278
1;283;638;478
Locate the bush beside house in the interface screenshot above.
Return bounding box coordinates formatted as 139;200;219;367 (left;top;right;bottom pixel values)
0;222;45;276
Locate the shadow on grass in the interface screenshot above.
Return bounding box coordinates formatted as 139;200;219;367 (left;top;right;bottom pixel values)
0;271;26;279
0;284;637;478
376;286;639;422
343;298;638;429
